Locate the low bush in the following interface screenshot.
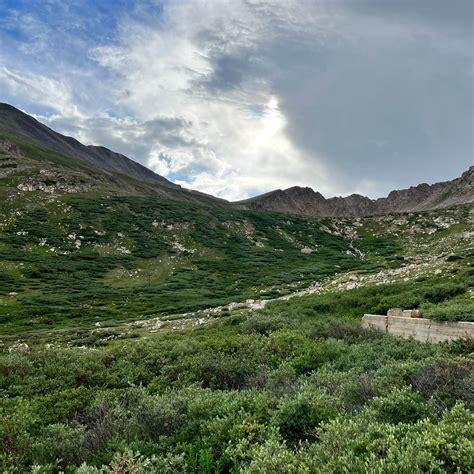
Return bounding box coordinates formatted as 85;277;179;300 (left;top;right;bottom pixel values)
32;423;87;468
409;358;474;413
422;298;474;322
241;314;291;336
308;402;473;473
365;387;435;424
272;387;343;443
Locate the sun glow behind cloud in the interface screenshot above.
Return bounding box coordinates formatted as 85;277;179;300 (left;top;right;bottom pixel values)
85;10;332;201
262;96;283;136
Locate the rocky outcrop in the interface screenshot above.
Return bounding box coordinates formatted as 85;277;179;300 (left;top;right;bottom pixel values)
8;342;30;353
0;140;30;178
17;170;92;194
237;167;474;217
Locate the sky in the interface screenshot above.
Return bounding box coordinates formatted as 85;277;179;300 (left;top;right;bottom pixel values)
0;0;472;201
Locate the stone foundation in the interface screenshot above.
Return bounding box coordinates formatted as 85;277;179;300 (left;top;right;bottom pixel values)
362;314;474;343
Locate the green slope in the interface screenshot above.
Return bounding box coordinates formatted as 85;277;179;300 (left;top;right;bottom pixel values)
0;130;472;337
0;191;402;336
0;117;473;473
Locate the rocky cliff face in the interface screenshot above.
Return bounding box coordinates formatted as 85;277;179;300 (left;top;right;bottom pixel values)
237;167;474;217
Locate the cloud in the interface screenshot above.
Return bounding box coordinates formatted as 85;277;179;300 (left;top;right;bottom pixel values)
0;0;472;200
0;66;82;117
83;1;334;199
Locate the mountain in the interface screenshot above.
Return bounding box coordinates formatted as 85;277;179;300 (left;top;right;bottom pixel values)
1;103;472;217
0;103;177;187
1;106;473;473
0;103;226;206
237;167;474;217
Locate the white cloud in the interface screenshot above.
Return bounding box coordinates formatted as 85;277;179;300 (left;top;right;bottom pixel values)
84;0;333;200
0;66;82;118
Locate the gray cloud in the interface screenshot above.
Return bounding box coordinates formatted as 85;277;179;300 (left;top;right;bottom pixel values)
344;0;473;36
273;27;472;189
190;0;473;194
43;114;197;163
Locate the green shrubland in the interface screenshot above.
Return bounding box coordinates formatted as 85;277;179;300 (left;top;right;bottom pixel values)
3;191;437;337
1;285;473;471
0;163;472;470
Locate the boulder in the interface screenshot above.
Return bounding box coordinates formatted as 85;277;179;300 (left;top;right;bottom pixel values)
9;342;29;353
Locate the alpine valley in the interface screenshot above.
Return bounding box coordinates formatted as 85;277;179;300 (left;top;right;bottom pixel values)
1;103;473;473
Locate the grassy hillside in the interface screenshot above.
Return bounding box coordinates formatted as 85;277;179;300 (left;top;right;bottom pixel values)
0;192;394;335
0;134;473;472
2;189;472;338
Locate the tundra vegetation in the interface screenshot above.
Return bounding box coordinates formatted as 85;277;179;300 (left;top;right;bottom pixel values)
0;138;473;472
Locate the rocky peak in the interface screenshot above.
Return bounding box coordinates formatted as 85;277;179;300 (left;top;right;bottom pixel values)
238;168;473;217
283;186;326;200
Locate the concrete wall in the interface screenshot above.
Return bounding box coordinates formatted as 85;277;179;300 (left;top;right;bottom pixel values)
362;314;474;343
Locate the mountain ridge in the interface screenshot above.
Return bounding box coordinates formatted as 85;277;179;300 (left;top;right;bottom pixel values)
0;102;178;188
0;103;228;207
237;166;473;217
1;102;472;217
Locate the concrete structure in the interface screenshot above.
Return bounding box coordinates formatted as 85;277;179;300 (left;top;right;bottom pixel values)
387;308;421;318
362;313;474;343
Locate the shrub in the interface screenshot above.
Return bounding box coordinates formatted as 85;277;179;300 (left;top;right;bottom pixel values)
0;399;37;470
190;352;264;390
308;403;474;472
272;387;343;443
133;391;189;439
32;422;87;468
265;362;298;396
242;438;306;474
313;318;379;343
308;369;377;413
291;339;346;374
267;329;307;358
421;299;474;322
81;398;117;454
365;387;435;424
421;283;467;304
36;386;96;425
409;358;474;412
241;315;290;336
